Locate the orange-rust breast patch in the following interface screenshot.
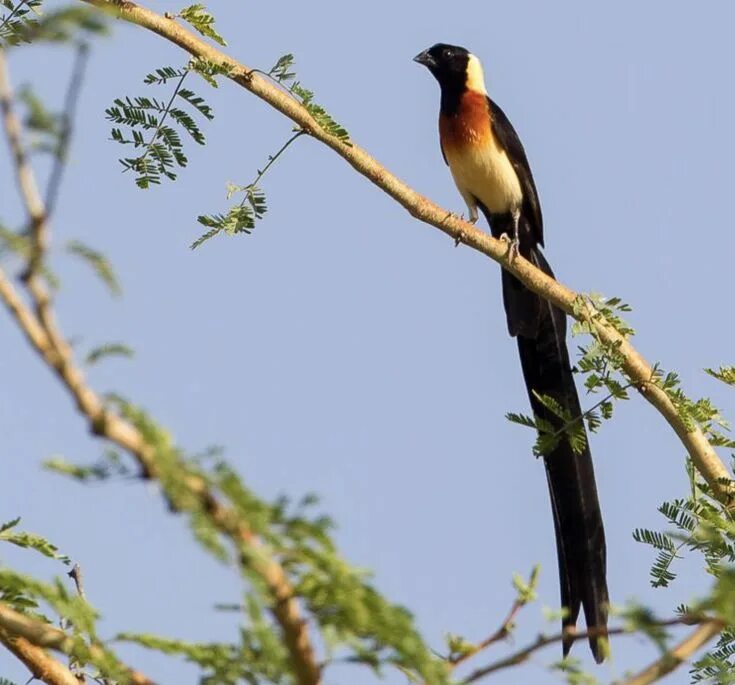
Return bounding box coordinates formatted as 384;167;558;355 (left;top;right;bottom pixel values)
439;91;492;154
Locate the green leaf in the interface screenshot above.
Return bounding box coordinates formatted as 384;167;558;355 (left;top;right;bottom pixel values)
445;632;474;659
0;519;70;564
66;240;121;296
6;5;107;43
44;450;131;482
0;0;43;46
512;565;540;604
177;87;213;121
0;517;21;534
290;81;350;143
167;106;205;144
505;412;537;430
549;656;599;685
532;391;573;422
706;365;735;386
0;569;138;679
187;56;233;87
178;4;226;46
85;342;134;366
192;201;262;249
144;66;186;85
633;528;677;552
0;224;31;256
18;85;60;140
107;67;214;188
189;510;229;563
268;53;296;83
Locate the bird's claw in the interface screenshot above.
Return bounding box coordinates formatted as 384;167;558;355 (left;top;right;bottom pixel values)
455;212;476;224
447;211;472;246
500;232;520;261
509;237;520;261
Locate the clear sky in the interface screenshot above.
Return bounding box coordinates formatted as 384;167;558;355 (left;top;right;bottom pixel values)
2;1;735;683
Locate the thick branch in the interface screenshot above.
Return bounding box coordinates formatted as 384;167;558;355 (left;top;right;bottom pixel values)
0;603;154;685
619;619;725;685
0;47;321;685
78;0;733;505
0;628;79;685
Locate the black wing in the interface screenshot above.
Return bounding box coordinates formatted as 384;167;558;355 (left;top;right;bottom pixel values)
488;97;544;246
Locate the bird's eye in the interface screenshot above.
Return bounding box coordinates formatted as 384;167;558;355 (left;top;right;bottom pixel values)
442;48;452;59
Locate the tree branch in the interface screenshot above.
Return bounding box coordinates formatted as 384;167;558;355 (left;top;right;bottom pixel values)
0;48;47;280
460;615;723;684
0;46;321;685
448;578;533;670
619;619;725;685
0;628;79;685
45;40;90;217
78;0;734;506
0;603;155;685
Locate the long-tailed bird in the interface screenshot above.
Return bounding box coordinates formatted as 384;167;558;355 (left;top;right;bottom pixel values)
414;43;609;661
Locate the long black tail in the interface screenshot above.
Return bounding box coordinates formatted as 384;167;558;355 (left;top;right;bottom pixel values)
496;218;609;661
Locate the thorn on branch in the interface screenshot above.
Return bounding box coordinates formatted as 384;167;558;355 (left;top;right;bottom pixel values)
67;563;86;599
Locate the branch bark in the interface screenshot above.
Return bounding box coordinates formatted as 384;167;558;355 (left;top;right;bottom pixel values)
618;619;724;685
78;0;734;506
0;628;79;685
0;603;155;685
0;47;321;685
459;615;723;684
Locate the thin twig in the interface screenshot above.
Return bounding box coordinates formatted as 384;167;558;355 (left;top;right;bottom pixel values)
231;128;304;214
450;601;525;669
78;0;735;509
0;47;47;278
250;129;304;188
449;571;536;669
45;41;90;217
460;615;719;684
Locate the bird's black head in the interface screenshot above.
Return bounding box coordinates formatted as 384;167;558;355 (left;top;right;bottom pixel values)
413;43;471;89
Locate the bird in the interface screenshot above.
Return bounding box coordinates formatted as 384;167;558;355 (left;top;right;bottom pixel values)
414;43;609;662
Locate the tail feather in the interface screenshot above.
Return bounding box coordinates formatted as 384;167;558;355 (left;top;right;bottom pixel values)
503;226;609;660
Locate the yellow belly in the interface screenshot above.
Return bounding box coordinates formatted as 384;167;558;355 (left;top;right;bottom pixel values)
444;139;523;215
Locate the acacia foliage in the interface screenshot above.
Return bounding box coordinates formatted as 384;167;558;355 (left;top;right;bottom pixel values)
1;3;735;685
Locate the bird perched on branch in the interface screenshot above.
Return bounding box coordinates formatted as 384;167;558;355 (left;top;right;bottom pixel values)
414;43;609;662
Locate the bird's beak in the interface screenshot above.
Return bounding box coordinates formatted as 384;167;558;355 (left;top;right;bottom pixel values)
413;50;436;68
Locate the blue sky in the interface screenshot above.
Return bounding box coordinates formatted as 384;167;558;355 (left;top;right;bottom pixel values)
2;1;735;683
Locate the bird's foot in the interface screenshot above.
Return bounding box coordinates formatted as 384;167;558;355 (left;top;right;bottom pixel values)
452;208;478;224
446;211;474;246
500;232;520;261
